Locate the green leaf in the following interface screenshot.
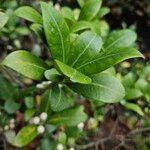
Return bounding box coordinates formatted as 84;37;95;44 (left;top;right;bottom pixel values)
61;7;75;22
14;125;38;147
135;78;148;91
71;21;92;33
47;85;74;112
77;0;85;8
48;106;87;126
122;72;136;88
4;101;20;114
0;75;18;101
67;31;103;68
104;29;137;51
44;68;62;82
76;47;144;75
41;2;70;63
25;97;34;109
79;0;102;21
24;108;36;121
55;60;92;84
121;100;144;116
2;50;48;81
71;73;125;103
125;88;143;100
97;7;110;18
14;6;42;24
0;12;9;29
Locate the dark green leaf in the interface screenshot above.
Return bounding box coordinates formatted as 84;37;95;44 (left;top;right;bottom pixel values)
67;31;103;68
0;12;9;29
4;101;20;114
71;73;125;103
25;97;34;109
104;29;137;51
48;106;87;126
76;47;144;75
41;2;70;63
14;125;38;147
2;50;48;81
14;6;42;24
79;0;102;21
55;60;92;84
48;85;74;112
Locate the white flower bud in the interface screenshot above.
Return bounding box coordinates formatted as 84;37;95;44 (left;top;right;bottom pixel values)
58;84;63;88
33;116;40;124
9;123;15;129
77;122;84;130
55;3;60;11
40;112;48;121
37;125;45;134
57;143;64;150
36;84;44;89
10;118;15;124
4;125;9;131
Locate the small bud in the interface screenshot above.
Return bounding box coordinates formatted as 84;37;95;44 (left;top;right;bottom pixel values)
55;3;60;11
56;143;64;150
77;122;84;130
69;147;75;150
36;84;44;89
10;118;15;124
4;125;9;131
40;112;48;121
33;116;40;124
9;123;15;129
58;84;63;88
37;125;45;134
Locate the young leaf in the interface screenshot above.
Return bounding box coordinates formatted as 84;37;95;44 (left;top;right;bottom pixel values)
0;12;9;29
14;125;38;147
77;0;85;8
70;73;125;103
14;6;42;24
79;0;102;21
104;29;137;51
2;50;48;81
96;7;110;18
125;88;143;100
46;85;74;112
71;21;92;33
61;7;75;22
48;106;87;126
41;2;70;63
76;47;144;75
55;60;92;84
121;100;144;116
67;31;103;68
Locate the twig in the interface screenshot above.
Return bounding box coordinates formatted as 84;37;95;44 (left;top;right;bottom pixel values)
127;127;150;136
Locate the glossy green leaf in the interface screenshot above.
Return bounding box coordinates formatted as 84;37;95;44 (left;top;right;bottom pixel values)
2;50;48;81
14;6;42;24
61;7;75;22
71;73;125;103
79;0;102;21
104;29;137;51
14;125;38;147
47;85;74;112
0;12;9;29
77;47;144;75
121;100;144;116
125;88;143;100
48;106;87;126
67;31;103;68
41;2;70;63
55;60;92;84
71;21;92;33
